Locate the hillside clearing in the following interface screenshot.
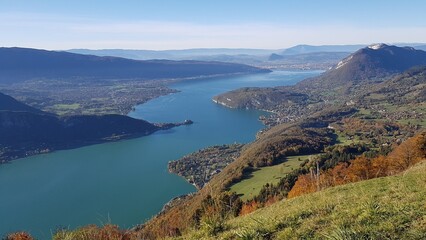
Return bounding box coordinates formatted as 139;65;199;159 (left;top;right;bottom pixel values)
229;155;315;201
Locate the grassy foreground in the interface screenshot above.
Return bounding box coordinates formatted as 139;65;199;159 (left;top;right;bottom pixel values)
175;161;426;239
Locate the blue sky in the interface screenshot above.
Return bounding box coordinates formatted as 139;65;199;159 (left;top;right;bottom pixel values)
1;0;425;50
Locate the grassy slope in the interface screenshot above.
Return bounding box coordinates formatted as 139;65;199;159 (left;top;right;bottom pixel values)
230;155;314;201
178;161;426;240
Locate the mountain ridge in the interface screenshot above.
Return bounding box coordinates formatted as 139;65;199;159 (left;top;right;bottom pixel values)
0;47;269;84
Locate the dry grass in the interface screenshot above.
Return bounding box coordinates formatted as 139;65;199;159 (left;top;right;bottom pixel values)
177;161;426;239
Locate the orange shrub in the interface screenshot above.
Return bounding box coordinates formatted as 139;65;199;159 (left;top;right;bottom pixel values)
239;200;260;216
288;132;425;198
5;232;33;240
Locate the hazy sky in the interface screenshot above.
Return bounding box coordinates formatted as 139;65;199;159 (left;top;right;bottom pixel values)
1;0;425;50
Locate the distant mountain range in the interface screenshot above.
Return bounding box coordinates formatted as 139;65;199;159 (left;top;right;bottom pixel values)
0;92;185;162
68;48;278;60
279;44;366;55
66;44;426;71
68;44;426;61
268;52;351;62
0;47;268;84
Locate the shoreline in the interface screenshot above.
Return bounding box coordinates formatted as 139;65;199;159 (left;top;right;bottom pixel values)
1;71;272;164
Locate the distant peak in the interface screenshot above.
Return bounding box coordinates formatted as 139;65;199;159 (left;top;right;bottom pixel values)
367;43;388;50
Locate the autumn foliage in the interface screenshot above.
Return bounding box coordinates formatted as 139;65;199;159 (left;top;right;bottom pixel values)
239;200;260;215
288;132;426;198
4;232;33;240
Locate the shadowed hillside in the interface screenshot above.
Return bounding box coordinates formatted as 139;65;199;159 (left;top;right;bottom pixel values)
0;92;45;114
0;92;185;163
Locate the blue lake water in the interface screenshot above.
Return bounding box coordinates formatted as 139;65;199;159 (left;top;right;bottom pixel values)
0;70;320;238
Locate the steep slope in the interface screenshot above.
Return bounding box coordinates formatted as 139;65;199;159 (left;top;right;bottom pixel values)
363;66;426;104
178;161;426;239
0;47;269;83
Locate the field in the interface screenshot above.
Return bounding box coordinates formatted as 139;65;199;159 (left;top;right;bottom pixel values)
335;131;363;145
180;161;426;239
230;155;315;201
47;103;81;115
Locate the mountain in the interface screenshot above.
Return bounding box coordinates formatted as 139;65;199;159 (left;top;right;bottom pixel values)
0;92;44;114
280;44;366;55
0;92;182;162
0;47;269;84
298;44;426;89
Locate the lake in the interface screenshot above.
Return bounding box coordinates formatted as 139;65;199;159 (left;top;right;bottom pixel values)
0;70;320;238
